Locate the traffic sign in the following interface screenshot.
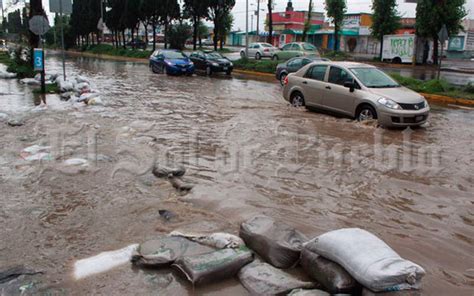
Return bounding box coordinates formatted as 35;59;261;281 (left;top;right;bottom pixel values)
33;49;44;71
49;0;73;14
438;25;449;44
29;16;51;36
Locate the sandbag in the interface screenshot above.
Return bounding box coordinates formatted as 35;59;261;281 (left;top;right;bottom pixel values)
172;247;253;285
238;261;315;295
288;289;330;296
169;231;245;249
240;215;307;269
131;236;214;267
306;228;425;292
152;164;186;178
300;248;359;294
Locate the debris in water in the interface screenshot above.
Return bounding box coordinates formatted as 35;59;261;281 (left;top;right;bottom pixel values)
73;244;139;280
152;164;186;178
0;266;42;284
7;118;24;127
168;177;194;192
159;209;177;221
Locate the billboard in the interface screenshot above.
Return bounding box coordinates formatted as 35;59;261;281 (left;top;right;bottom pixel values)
49;0;72;14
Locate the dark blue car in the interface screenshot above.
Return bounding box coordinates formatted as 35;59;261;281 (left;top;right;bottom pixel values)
149;50;195;75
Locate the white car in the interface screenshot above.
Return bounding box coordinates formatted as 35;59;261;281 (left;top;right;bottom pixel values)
240;43;279;60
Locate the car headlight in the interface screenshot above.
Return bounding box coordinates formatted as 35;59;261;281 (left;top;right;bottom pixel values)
211;62;219;67
422;98;429;108
229;62;233;67
165;60;173;66
378;97;402;110
189;61;194;66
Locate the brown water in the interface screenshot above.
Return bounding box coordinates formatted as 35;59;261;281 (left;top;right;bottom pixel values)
0;56;473;295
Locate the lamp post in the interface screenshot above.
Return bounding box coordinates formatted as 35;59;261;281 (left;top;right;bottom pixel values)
245;0;249;57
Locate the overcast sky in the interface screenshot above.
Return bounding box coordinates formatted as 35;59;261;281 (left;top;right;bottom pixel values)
231;0;474;31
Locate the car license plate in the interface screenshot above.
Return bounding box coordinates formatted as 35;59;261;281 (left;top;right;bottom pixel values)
181;69;186;72
223;67;228;71
415;115;424;122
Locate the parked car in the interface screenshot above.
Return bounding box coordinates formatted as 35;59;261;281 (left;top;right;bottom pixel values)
189;51;233;75
202;39;214;46
272;42;320;61
276;56;330;85
127;39;147;50
240;43;279;60
282;61;430;127
149;50;195;75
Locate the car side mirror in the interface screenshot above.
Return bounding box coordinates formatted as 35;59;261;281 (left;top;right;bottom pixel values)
344;81;355;92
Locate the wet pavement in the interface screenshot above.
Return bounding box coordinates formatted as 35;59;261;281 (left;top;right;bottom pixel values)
0;55;473;295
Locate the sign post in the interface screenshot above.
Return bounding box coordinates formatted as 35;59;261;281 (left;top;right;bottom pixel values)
437;24;449;80
49;0;72;81
29;16;50;94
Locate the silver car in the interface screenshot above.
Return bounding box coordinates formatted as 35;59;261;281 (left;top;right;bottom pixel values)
240;43;279;60
282;61;430;127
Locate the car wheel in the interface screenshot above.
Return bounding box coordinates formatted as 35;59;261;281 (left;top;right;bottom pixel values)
240;51;246;58
151;64;159;74
272;55;279;61
290;91;305;108
357;105;378;121
256;52;261;60
160;65;168;75
279;73;288;86
392;57;402;64
206;66;212;76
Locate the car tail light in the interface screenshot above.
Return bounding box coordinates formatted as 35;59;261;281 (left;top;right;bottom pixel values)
264;48;269;52
283;76;289;85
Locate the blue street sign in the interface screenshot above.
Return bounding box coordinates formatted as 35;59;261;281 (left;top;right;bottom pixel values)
33;49;44;71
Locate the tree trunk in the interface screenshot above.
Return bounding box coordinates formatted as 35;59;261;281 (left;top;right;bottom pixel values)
267;0;273;45
193;16;198;50
433;34;439;65
213;18;219;51
164;23;168;49
122;30;126;49
152;24;157;52
144;23;149;46
334;25;338;51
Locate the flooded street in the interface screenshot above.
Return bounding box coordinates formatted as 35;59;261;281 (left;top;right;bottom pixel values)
1;55;473;295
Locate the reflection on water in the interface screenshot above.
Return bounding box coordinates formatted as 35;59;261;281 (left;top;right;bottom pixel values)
0;55;473;295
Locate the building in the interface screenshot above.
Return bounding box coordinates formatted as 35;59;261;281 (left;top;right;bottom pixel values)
447;19;474;59
265;0;324;47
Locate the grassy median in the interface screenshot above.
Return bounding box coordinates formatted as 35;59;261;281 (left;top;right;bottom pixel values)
84;44;152;59
233;58;280;74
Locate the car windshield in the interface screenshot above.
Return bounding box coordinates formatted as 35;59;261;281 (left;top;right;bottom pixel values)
163;51;187;59
350;68;400;88
205;52;223;59
303;43;317;51
261;43;273;48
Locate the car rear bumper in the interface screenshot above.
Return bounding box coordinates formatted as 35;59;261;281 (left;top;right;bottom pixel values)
378;108;430;127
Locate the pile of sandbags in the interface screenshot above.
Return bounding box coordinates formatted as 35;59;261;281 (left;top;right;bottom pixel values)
53;75;103;106
303;228;426;293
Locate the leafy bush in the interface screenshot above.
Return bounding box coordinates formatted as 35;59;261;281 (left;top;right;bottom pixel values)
168;24;192;50
85;44;152;59
0;47;35;78
233;58;279;74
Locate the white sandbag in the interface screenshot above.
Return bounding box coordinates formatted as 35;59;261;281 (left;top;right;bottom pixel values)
86;97;104;106
238;261;315;295
74;82;91;93
20;78;40;86
0;70;16;79
64;158;89;167
57;78;74;92
79;92;100;102
305;228;425;292
75;75;90;84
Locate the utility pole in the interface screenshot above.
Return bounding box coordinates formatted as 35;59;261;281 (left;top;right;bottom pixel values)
256;0;260;40
245;0;249;57
59;0;66;80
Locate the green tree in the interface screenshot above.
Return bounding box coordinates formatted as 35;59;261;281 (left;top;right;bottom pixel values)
168;23;192;50
325;0;346;51
371;0;400;60
197;21;209;47
302;0;313;42
208;0;235;51
416;0;467;65
184;0;210;50
105;0;127;48
6;10;22;35
158;0;180;49
218;12;233;50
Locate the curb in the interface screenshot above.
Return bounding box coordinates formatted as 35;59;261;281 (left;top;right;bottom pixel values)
65;50;148;63
233;69;275;78
421;93;474;107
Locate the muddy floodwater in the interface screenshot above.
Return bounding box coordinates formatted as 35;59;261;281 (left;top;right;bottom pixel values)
1;56;473;295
